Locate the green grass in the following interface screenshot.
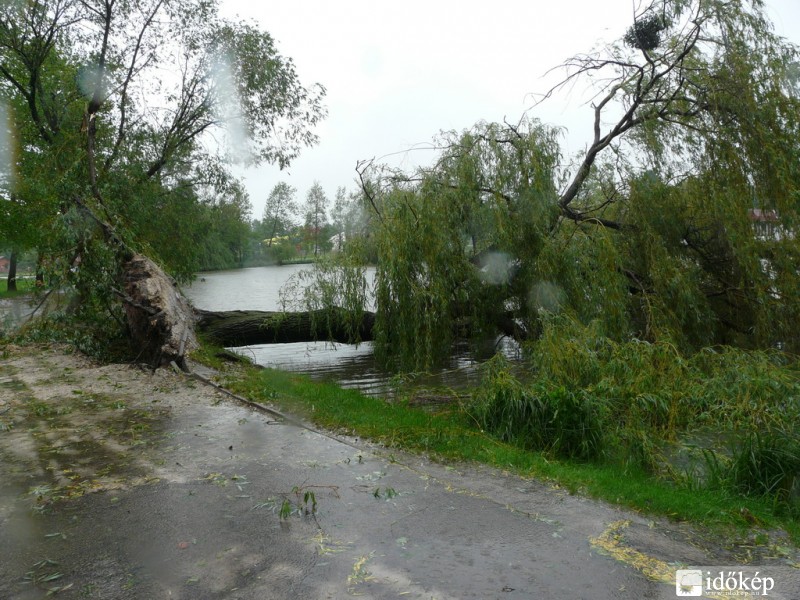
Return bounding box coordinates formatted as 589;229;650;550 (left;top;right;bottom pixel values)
0;277;37;297
191;335;245;371
216;354;800;545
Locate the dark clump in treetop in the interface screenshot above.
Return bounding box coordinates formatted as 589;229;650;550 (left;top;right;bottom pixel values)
624;13;669;51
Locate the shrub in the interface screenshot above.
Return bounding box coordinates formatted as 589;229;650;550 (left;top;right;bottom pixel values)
470;356;606;460
730;431;800;505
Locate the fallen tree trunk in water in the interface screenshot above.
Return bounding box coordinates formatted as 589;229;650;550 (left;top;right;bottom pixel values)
194;307;525;348
194;307;375;347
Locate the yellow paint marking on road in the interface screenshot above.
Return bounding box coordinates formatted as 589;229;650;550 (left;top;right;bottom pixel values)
591;520;730;599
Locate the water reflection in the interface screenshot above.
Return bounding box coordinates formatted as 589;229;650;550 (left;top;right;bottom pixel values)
235;340;388;395
183;264;318;311
183;265;517;398
0;296;36;332
232;338;520;399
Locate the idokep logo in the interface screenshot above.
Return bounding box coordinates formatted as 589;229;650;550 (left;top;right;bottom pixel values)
705;570;776;596
675;569;704;597
674;567;787;598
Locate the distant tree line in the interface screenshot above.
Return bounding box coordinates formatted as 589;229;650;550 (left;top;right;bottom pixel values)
244;181;374;267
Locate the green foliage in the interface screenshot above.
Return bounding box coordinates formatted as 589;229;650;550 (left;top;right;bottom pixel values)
303;181;329;257
262;182;299;247
279;253;370;344
373;188;471;370
0;0;325;347
468;316;800;508
300;489;317;515
531;317;800;429
356;0;800;370
534;225;630;340
208;21;326;168
279;498;292;520
368;119;561;370
470;355;606;460
11;312;133;363
699;429;800;515
730;432;800;504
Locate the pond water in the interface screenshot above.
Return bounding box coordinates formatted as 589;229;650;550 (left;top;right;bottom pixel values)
183;265;517;398
183;264;320;312
0;281;49;334
0;297;36;333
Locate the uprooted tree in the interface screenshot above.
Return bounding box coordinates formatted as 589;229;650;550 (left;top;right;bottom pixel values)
0;0;325;365
344;0;800;370
2;0;799;373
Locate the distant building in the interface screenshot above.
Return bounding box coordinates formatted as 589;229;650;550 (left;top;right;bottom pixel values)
0;256;9;273
262;235;290;247
748;208;782;241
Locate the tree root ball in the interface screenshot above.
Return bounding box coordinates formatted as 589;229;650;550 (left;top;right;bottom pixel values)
122;253;197;368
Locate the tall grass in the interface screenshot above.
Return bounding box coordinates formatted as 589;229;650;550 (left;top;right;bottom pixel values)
730;432;800;504
471;355;606;460
470;316;800;511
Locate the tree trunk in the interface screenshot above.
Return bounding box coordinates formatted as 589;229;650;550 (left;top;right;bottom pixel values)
194;307;375;347
192;306;523;348
7;250;17;292
35;254;44;287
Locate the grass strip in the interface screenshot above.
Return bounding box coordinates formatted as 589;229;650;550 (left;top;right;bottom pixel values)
217;356;799;545
0;278;37;297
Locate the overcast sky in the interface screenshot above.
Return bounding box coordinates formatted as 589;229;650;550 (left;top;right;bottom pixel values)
220;1;800;220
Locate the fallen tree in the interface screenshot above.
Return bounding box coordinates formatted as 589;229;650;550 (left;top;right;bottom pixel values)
6;0;799;373
193;306;520;348
194;307;375;347
0;0;325;368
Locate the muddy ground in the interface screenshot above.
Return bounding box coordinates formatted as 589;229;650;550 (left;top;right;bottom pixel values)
0;345;798;599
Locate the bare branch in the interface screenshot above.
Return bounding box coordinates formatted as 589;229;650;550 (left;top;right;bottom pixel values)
104;0;165;173
557;8;705;212
356;159;384;224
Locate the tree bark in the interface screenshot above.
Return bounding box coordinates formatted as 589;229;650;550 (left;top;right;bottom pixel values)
194;307;375;347
193;306;526;348
7;249;17;292
35;254;44;287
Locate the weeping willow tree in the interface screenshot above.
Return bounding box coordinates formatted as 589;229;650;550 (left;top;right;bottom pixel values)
359;121;563;369
356;0;800;370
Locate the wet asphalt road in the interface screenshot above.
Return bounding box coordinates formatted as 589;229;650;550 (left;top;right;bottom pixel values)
0;348;797;599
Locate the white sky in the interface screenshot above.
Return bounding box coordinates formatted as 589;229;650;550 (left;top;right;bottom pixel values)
220;0;800;220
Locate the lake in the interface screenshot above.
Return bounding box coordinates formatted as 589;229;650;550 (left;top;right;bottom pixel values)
183;265;517;398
